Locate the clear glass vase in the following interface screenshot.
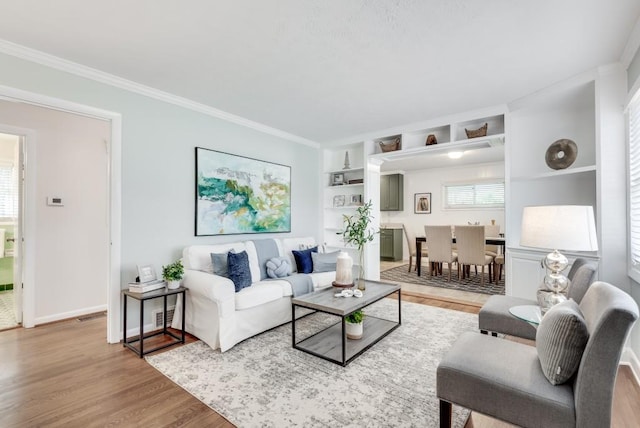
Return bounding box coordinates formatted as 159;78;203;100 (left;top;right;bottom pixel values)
356;250;365;290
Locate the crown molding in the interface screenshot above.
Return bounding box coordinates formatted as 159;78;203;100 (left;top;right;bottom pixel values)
621;15;640;69
0;39;319;148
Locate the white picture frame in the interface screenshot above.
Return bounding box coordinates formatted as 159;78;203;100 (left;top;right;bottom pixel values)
137;264;158;283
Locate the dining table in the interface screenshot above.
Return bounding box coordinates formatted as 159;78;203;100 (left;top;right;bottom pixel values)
415;236;506;276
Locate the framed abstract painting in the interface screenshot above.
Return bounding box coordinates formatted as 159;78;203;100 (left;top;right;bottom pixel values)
195;147;291;236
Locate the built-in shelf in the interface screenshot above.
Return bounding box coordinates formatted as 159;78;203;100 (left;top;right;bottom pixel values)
325;206;362;210
326;183;364;189
510;165;596;182
325;167;364;175
370;134;505;162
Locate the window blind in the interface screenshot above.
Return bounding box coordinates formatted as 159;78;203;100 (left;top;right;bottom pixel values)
629;95;640;271
444;181;504;209
0;164;17;218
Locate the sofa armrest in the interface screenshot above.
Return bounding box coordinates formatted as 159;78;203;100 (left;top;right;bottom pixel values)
183;269;236;317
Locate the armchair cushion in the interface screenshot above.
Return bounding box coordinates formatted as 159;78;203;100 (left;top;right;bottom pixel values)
536;299;589;385
437;332;575;427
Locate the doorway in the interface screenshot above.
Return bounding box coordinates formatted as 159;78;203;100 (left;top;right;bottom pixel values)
0;85;121;343
0;132;21;330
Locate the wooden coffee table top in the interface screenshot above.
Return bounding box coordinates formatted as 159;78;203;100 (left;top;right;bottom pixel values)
291;280;400;316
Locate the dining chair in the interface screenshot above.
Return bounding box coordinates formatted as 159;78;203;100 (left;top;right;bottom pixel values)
424;225;457;281
403;225;428;272
493;253;504;282
455;225;493;286
484;224;501;258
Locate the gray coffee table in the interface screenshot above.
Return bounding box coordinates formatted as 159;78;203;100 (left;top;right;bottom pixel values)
291;280;401;366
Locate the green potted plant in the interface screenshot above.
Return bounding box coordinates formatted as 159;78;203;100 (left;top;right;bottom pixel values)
342;200;376;289
162;260;184;290
345;310;364;340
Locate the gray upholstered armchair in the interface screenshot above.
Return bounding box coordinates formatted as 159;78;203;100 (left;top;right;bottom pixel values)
437;281;638;428
478;258;597;340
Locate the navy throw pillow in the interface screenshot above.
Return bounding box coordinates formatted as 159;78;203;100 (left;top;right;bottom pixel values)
292;246;318;274
227;250;252;292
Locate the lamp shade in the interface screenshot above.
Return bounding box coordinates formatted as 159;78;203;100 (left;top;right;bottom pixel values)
520;205;598;252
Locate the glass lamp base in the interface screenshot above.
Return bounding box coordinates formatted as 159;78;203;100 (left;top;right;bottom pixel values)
541;291;567;315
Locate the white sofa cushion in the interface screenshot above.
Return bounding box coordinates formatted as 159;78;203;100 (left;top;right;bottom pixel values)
235;281;286;310
183;243;246;273
308;271;335;289
243;240;264;284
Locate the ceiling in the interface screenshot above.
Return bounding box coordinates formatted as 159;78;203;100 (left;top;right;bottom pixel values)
0;1;638;147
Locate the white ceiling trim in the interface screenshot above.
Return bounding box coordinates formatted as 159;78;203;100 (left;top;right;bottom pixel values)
621;15;640;69
0;39;319;148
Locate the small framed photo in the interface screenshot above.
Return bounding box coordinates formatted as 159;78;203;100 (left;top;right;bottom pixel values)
332;173;345;185
349;194;363;206
414;193;431;214
333;195;346;207
137;264;158;283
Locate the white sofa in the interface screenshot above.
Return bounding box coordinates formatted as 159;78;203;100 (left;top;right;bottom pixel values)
172;237;335;352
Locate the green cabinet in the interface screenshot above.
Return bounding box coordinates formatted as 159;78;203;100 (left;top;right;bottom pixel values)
380;228;403;261
380;174;404;211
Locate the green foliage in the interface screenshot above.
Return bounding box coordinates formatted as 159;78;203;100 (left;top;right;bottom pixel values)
162;260;184;281
345;310;364;324
341;200;376;251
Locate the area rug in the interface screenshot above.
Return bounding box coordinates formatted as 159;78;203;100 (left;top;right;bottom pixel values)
0;291;18;330
381;264;504;296
146;299;476;428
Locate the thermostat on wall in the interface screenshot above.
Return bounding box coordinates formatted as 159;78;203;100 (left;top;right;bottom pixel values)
47;197;64;207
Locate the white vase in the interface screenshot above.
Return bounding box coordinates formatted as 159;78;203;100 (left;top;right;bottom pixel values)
167;280;181;290
346;321;363;340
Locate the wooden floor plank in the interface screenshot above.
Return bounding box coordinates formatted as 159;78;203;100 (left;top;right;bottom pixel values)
0;297;637;427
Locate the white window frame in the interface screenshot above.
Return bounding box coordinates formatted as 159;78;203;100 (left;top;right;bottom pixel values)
627;84;640;283
442;179;505;210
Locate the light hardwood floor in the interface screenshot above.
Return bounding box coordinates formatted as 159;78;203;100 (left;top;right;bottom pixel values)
0;294;638;427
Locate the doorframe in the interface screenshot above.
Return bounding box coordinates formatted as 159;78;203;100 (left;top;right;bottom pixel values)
0;125;35;326
0;85;122;343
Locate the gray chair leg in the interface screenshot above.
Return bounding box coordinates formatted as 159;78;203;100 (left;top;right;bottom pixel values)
440;400;452;428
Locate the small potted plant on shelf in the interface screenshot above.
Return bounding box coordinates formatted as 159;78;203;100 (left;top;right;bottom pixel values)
162;260;184;290
345;310;364;340
342;200;377;290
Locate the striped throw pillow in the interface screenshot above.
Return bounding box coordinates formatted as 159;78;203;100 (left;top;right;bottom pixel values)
536;299;589;385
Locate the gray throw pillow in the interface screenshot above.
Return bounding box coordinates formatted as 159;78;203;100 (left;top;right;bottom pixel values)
311;251;339;273
210;252;229;277
536;299;589;385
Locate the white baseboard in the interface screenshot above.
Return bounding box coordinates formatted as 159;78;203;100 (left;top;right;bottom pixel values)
620;346;640;387
34;304;107;325
121;322;156;342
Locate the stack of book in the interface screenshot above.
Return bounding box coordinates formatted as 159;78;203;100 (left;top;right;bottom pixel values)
128;279;166;293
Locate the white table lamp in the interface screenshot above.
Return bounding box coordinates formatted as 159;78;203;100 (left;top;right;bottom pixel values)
520;205;598;309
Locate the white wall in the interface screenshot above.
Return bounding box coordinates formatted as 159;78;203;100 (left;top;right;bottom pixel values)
0;101;110;323
381;162;505;260
0;51;321;328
